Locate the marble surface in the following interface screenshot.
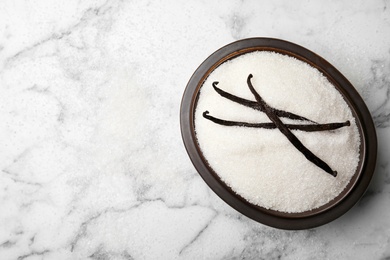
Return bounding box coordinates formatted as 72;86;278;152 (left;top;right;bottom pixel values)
0;0;389;259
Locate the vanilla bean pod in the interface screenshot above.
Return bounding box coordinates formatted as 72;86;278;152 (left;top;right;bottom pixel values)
203;111;350;132
212;82;316;123
247;74;337;177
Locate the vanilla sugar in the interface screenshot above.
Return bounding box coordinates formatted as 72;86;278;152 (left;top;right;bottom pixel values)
194;51;361;213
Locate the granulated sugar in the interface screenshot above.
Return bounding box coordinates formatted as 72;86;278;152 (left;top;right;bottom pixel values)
194;51;361;213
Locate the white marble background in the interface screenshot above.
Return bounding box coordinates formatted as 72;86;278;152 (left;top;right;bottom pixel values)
0;0;389;259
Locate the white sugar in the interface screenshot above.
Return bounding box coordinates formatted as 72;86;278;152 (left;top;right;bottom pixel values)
194;51;361;213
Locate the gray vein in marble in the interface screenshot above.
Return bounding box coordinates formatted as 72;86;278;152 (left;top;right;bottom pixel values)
236;228;326;260
137;195;188;211
2;169;42;187
2;145;45;187
383;162;390;185
179;211;218;255
371;58;390;128
2;0;117;70
0;240;16;248
89;246;134;260
227;13;246;40
69;198;197;253
380;237;390;259
70;205;138;252
17;250;50;260
3;30;70;68
25;85;67;123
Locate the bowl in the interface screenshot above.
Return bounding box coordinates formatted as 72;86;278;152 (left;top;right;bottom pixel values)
180;38;377;230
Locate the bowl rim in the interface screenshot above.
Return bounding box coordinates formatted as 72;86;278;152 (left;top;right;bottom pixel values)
180;37;377;230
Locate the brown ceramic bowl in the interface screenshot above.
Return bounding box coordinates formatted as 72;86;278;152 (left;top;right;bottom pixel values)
180;38;377;230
